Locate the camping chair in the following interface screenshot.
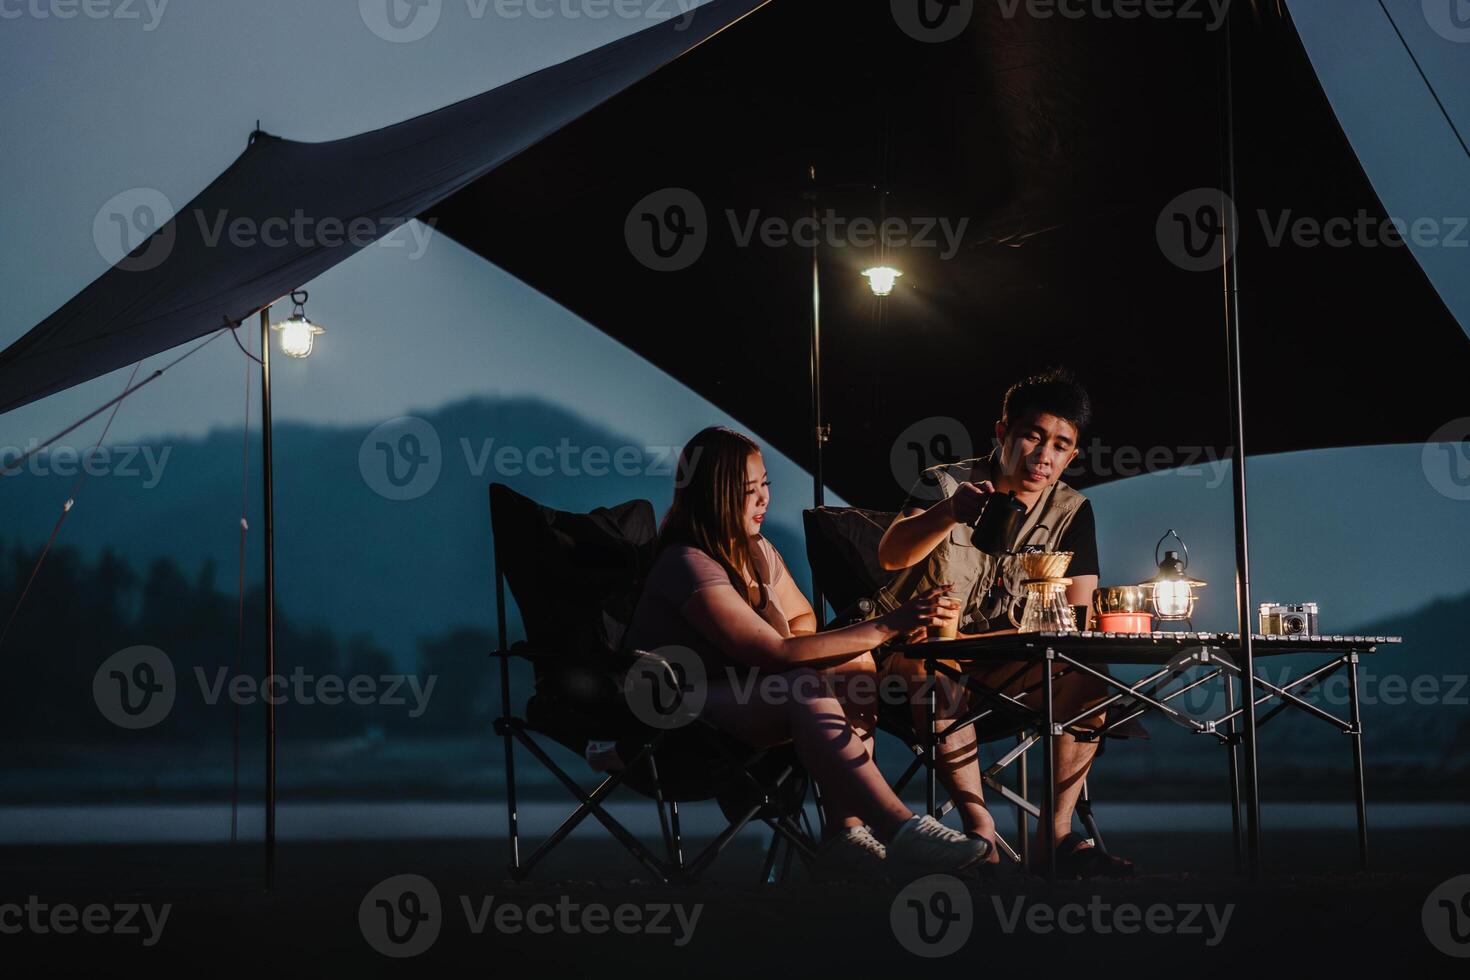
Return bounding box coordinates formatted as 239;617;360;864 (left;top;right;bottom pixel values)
489;483;818;884
804;505;1140;868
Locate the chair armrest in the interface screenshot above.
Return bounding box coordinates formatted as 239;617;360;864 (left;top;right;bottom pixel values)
489;641;540;662
827;597;875;630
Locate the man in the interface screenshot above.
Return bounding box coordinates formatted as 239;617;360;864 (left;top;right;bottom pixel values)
875;367;1133;877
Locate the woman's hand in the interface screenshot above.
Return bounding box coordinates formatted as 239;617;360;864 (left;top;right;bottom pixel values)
878;585;960;637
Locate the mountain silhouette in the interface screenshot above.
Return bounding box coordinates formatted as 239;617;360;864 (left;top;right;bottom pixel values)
0;395;814;658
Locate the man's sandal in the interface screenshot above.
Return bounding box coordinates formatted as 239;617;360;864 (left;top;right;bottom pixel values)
1032;831;1135;879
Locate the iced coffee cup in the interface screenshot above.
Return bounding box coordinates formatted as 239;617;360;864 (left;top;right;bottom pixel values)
927;594;963;641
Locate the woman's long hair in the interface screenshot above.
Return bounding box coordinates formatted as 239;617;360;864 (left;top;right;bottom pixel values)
658;426;768;610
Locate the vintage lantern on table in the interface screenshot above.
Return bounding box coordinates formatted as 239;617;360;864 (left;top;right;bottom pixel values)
1140;529;1207;625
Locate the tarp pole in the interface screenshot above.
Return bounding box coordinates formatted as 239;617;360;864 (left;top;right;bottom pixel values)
259;305;278;889
1221;4;1262;881
808;165;827;627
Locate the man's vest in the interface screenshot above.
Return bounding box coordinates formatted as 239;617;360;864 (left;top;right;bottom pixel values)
875;450;1089;633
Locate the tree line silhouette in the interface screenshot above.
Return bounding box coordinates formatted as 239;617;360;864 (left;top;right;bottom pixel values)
0;540;505;745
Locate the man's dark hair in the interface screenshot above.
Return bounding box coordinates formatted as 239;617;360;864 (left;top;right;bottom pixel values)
1002;367;1092;439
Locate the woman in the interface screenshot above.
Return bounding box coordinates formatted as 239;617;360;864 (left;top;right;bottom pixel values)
625;426;990;874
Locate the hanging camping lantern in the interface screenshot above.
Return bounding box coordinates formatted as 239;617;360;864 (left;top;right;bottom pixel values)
861;266;902;297
1140;529;1207;623
270;290;326;359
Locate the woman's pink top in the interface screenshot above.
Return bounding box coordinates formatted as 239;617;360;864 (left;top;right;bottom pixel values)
624;537;795;674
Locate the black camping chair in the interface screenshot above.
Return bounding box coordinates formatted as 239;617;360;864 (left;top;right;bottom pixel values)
489;483;817;884
804;506;1143;868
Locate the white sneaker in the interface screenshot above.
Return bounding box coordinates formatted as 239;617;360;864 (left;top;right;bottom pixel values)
887;815;991;872
812;825;888;881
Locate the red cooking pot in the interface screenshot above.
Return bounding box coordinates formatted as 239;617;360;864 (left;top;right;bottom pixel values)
1096;612;1155;634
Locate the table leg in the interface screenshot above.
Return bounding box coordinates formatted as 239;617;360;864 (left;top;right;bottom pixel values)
1041;648;1056;883
1017;733;1030;870
926;659;937;818
1224;666;1243;875
1348;652;1368;870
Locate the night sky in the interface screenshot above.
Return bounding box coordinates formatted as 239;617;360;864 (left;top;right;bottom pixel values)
1;0;1467;630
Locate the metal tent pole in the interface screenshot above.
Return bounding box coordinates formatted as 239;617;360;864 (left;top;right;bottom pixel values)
1220;7;1262;880
808;165;828;627
259;306;278;889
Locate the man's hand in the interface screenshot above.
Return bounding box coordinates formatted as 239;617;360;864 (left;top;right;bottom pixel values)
946;481;996;526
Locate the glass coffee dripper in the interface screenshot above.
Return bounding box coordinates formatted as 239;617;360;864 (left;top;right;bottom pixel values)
1012;578;1079;633
1005;551;1079;633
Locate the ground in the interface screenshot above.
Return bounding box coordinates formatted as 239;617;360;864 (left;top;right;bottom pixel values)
3;821;1468;976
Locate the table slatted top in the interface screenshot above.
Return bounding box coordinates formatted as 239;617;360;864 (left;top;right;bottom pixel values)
899;632;1402;665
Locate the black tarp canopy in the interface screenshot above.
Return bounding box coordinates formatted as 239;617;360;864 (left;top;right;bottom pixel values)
422;0;1470;504
0;0;768;415
2;0;1467;507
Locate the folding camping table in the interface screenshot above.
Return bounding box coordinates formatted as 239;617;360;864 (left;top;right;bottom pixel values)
899;631;1402;880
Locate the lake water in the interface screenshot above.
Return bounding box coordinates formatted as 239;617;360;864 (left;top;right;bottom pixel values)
1;801;1466;844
